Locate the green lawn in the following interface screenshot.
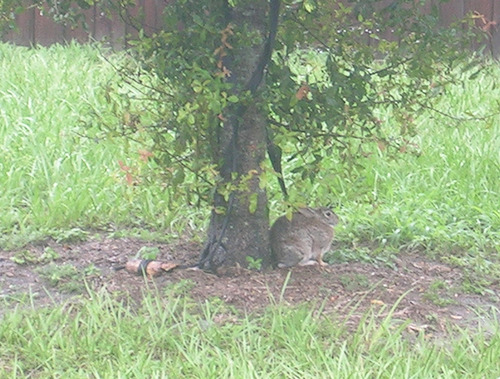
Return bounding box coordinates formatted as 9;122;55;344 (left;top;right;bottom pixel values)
1;288;499;378
0;43;499;377
0;43;498;264
1;43;499;254
0;43;207;248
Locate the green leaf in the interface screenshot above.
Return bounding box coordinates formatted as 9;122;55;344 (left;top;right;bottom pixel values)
135;246;160;260
304;0;316;13
172;168;185;186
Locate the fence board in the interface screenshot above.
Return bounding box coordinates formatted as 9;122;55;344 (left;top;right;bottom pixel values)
440;0;465;25
63;7;95;44
4;8;35;46
143;0;156;35
493;0;500;56
92;6;112;42
34;8;64;46
2;0;499;57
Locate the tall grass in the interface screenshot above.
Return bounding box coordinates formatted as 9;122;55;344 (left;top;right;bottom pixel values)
324;67;500;273
1;289;499;378
274;51;500;270
0;43;206;248
1;43;499;378
0;42;498;270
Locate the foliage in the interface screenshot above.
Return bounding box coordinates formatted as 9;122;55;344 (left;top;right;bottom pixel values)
1;42;499;275
10;247;60;265
423;279;458;307
135;245;160;260
0;0;30;34
73;0;485;211
35;262;82;291
245;255;263;270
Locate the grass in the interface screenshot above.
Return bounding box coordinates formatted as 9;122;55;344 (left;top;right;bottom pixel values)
1;288;499;378
286;57;500;280
0;41;498;278
0;42;499;377
0;42;499;255
0;42;207;249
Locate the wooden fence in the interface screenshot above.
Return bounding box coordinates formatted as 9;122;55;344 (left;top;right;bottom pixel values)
2;0;169;49
2;0;500;55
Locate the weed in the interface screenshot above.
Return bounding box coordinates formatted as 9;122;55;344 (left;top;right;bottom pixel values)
83;263;101;276
10;247;60;265
10;250;38;265
461;272;498;296
423;280;457;307
39;247;60;262
35;263;81;292
51;228;89;244
246;256;263;271
339;273;371;292
165;279;196;296
135;246;160;260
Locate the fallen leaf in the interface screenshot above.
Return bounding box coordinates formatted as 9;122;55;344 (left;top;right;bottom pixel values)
138;149;153;162
296;82;310;100
160;262;179;272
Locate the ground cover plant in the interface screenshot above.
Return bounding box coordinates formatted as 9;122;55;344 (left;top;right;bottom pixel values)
0;43;499;377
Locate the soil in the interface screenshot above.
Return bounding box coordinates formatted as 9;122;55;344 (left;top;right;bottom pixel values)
1;236;499;337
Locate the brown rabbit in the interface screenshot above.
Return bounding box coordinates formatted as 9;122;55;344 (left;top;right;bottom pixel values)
270;207;339;268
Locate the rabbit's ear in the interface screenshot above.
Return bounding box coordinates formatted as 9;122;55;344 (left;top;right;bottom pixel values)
297;207;316;217
325;201;342;210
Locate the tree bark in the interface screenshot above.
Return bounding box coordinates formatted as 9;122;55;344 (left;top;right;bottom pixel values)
199;1;278;272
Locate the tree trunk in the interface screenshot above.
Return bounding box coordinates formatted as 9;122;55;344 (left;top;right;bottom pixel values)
199;1;278;272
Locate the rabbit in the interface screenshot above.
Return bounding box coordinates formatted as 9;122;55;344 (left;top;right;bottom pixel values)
270;207;339;268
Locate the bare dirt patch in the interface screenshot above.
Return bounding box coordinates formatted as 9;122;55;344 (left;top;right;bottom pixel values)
1;236;498;336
